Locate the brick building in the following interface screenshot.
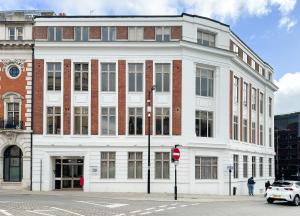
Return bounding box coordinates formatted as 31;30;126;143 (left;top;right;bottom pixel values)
31;13;277;194
0;10;53;190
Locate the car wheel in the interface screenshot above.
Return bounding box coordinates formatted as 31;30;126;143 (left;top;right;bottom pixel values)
267;198;274;204
294;195;300;206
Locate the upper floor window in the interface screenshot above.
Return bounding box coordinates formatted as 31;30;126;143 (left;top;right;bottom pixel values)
128;63;143;92
243;119;248;142
233;155;239;179
243;82;248;107
75;26;89;42
269;97;272;117
259;125;264;146
101;63;116;92
8;27;23;40
7;102;20;123
251;122;256;144
47;63;61;91
197;30;215;47
155;63;170;92
74;63;89;91
128;27;144;41
233;44;238;54
48;27;62;41
155;27;171;42
47;106;61;134
268;72;273;81
251;88;257;111
243;52;248;62
252;156;256;177
155;108;170;135
74;106;88;135
195;110;213;138
233;115;239;140
233;76;239;104
3;93;22;129
195;67;214;97
102;26;116;41
128;107;143;135
260;92;264;114
251;60;255;69
101;107;116;135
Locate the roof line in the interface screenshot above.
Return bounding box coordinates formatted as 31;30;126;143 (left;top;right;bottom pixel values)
230;30;273;70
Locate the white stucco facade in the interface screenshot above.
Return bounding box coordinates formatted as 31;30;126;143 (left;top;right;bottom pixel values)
32;14;277;195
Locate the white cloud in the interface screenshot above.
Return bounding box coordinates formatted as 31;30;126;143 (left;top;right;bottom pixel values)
275;72;300;115
279;16;297;30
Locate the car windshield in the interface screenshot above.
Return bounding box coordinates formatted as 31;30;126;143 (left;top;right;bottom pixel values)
272;181;293;187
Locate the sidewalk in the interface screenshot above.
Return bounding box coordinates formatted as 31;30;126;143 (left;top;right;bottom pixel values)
0;190;265;203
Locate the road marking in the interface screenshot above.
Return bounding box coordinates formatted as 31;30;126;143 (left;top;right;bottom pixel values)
140;212;151;215
130;210;142;213
167;206;176;210
0;209;13;216
26;210;55;216
50;207;85;216
144;208;154;211
170;203;177;206
112;214;126;216
158;205;167;208
180;204;187;207
154;209;165;212
190;203;200;206
76;201;128;209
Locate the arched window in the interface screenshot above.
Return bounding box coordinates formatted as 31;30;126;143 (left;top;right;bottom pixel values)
3;145;23;182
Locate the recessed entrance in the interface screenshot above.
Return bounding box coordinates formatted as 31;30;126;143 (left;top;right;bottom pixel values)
54;158;83;190
3;145;22;182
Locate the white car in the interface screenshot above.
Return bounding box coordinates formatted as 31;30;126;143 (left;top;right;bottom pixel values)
266;181;300;206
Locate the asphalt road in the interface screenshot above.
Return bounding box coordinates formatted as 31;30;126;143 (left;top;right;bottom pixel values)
0;192;299;216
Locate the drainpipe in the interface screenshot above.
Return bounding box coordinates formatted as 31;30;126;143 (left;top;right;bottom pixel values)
30;44;34;191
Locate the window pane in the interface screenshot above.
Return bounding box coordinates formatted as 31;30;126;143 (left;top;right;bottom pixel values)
82;72;88;91
109;72;116;91
136;116;143;135
136;72;143;92
163;72;170;92
101;72;108;91
82;27;89;41
56;27;62;41
156;73;162;92
75;27;81;41
129;73;135;92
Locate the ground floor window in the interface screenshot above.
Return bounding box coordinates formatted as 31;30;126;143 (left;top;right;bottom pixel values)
101;152;116;178
195;156;218;179
128;152;143;179
3;145;22;182
155;152;170;179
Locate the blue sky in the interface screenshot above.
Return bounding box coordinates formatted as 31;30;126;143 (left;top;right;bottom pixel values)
0;0;299;114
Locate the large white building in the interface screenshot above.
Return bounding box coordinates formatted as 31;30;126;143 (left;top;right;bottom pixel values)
31;13;278;195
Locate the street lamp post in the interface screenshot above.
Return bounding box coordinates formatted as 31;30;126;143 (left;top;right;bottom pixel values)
147;85;155;194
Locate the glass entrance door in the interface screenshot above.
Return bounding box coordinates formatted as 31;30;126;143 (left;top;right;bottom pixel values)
54;158;83;190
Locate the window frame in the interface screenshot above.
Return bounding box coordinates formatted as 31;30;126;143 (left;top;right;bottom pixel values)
74;26;89;42
46;106;61;135
243;155;248;178
259;157;263;177
155;152;170;179
243;82;248;107
233;154;239;179
47;62;61;91
128;26;144;41
100;152;116;179
73;106;89;135
233;115;239;140
155;63;170;93
128;152;143;179
128;107;143;135
155;26;171;42
243;119;248;142
195;66;214;97
195;156;218;180
8;26;23;41
100;107;116;135
128;63;143;92
195;110;213;138
155;107;170;136
48;26;62;41
101;26;116;42
197;29;216;47
74;63;89;91
101;62;116;92
252;156;256;177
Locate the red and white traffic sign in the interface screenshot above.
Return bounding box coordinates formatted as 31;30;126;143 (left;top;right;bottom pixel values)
172;148;180;161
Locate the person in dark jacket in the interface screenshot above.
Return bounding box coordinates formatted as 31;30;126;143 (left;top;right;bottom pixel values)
247;177;255;196
265;180;271;191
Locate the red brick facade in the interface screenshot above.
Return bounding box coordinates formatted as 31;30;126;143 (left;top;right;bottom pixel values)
118;60;126;135
63;59;71;135
89;26;101;39
145;60;153;135
33;26;48;40
239;77;243;141
63;26;74;40
117;26;128;40
33;59;44;134
91;59;99;135
229;71;233;139
144;27;155;40
172;60;182;135
171;26;182;40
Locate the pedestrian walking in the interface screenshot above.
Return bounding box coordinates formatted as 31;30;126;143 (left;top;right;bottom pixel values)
79;175;84;188
247;177;255;196
265;180;271;191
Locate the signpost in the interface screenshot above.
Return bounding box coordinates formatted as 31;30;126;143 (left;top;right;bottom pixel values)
172;145;181;200
227;165;233;196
